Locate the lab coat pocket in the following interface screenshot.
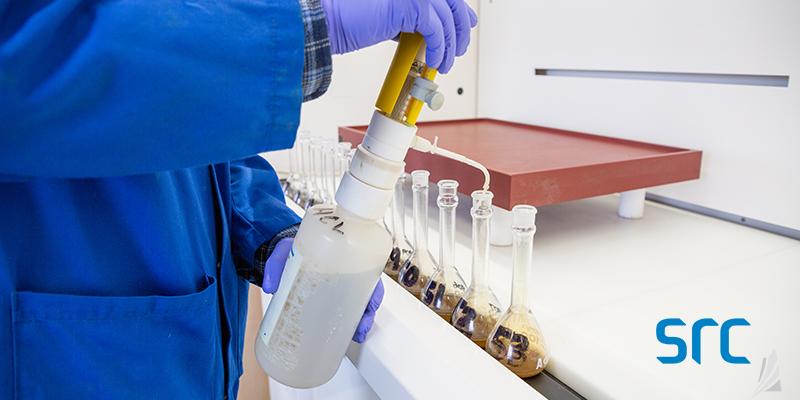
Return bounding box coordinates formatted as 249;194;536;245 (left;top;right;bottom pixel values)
12;276;222;400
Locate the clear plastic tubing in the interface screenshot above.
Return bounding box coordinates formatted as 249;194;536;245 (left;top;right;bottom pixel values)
410;137;491;190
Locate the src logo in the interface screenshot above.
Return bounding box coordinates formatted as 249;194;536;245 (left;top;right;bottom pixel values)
656;318;750;364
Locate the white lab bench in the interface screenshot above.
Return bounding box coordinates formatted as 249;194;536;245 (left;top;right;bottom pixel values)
264;192;800;400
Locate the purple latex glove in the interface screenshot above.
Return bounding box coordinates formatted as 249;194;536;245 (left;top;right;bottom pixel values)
322;0;478;73
263;238;386;343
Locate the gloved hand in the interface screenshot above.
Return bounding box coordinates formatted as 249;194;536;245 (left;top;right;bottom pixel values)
322;0;478;73
263;238;386;343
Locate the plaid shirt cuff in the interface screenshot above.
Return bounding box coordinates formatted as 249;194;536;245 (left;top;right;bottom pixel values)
250;224;300;287
299;0;332;101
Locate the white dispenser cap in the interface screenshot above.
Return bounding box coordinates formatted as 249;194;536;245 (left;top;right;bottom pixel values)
362;111;417;162
349;145;406;190
336;172;395;220
335;112;419;221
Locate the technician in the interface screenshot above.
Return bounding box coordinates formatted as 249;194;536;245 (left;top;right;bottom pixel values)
0;0;476;398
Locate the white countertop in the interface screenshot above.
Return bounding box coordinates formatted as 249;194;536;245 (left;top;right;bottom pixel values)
275;192;800;399
451;195;799;400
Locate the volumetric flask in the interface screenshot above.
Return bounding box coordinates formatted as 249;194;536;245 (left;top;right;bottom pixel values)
452;190;502;348
486;205;550;378
421;179;467;320
397;170;436;298
384;175;413;279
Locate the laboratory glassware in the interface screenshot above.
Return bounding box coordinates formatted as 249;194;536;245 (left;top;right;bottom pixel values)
451;190;503;348
280;148;291;192
486;205;550;378
397;170;436;298
324;141;341;203
319;139;335;203
335;142;352;194
284;142;301;200
421;179;467;320
294;137;312;206
383;175;413;279
316;138;334;204
303;139;325;209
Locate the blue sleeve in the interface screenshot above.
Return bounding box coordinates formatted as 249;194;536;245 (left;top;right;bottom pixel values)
0;0;304;178
230;156;300;286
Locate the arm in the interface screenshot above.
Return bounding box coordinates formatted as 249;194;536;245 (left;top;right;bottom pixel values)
229;0;331;284
229;156;300;287
0;0;306;178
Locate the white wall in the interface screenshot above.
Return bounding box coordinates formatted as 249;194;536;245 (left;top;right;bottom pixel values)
477;0;800;230
267;0;481;173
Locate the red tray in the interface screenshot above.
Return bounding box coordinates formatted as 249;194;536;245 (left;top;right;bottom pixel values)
339;119;702;210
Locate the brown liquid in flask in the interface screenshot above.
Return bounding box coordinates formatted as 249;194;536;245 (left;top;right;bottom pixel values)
384;175;413;279
486;205;550;378
452;190;502;348
422;180;467;320
397;170;436;298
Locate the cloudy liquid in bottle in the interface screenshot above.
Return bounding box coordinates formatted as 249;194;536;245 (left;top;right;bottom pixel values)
256;205;390;388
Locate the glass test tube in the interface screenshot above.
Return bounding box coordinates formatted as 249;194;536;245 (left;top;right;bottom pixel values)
285;142;299;199
486;205;550;378
325;142;338;202
315;138;328;203
336;142;352;194
294;137;311;205
305;139;324;209
281;146;293;193
320;139;335;203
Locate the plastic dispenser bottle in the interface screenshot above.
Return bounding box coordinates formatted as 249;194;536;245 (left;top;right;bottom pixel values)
384;175;413;279
256;33;446;388
486;205;550;378
452;190;503;348
397;170;437;297
421;180;467;319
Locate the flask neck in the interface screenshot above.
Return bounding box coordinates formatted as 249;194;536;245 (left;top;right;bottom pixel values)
412;185;428;252
470;214;490;288
511;230;534;308
391;178;406;242
438;204;456;269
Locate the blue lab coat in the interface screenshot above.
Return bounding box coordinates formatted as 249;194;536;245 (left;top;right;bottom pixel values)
1;1;304;398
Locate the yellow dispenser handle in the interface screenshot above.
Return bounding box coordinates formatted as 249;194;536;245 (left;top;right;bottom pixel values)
374;33;438;125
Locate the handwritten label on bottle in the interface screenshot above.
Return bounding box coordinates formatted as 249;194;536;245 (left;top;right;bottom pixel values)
312;207;345;235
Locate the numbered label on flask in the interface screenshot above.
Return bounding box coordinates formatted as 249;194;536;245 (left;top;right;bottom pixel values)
400;260;419;287
422;280;446;308
454;299;476;336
